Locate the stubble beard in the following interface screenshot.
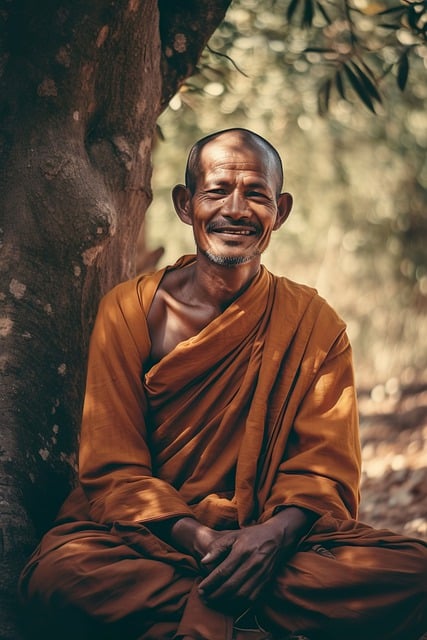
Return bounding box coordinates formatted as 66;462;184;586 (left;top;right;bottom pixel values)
201;247;261;267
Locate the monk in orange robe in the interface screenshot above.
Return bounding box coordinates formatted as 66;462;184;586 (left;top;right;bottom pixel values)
19;129;427;640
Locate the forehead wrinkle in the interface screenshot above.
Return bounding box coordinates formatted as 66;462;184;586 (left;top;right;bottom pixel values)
200;138;282;193
206;164;269;177
207;160;268;170
202;156;271;181
204;173;272;192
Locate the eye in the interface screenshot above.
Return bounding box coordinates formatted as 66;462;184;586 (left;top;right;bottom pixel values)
207;188;227;196
247;190;268;199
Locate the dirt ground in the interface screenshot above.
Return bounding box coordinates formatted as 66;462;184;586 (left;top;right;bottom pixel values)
357;382;427;542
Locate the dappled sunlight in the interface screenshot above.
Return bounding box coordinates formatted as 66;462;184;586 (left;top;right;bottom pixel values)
358;383;427;539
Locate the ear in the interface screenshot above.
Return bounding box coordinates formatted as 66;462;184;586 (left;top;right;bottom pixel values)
172;184;193;226
273;192;293;230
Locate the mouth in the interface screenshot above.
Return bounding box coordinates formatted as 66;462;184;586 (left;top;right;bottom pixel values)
207;222;259;237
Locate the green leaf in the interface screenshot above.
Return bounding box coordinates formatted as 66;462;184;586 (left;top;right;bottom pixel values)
335;71;346;99
351;61;382;104
375;5;406;16
287;0;301;22
357;59;377;82
407;5;421;30
302;0;314;27
318;78;331;115
343;64;376;113
315;0;333;24
378;23;401;30
397;50;410;91
304;47;336;53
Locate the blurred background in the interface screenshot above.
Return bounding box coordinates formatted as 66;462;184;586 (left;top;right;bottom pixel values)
146;0;426;390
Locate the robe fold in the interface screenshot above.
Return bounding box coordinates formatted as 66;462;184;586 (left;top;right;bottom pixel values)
79;254;360;531
19;256;427;640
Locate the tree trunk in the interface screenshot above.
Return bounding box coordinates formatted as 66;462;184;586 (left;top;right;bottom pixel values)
0;1;230;637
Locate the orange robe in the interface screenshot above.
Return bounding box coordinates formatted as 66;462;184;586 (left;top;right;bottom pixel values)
19;256;427;640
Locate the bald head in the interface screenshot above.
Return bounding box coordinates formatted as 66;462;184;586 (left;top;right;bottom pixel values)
185;128;284;197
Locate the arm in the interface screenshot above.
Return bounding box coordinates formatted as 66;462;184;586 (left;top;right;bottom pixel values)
260;326;362;523
78;279;194;525
148;516;220;560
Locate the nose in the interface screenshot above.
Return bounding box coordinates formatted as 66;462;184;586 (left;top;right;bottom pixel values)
222;189;248;219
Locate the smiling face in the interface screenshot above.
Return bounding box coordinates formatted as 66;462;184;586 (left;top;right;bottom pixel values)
173;130;292;268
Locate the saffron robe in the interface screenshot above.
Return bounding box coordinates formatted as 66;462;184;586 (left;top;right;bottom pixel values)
19;256;427;640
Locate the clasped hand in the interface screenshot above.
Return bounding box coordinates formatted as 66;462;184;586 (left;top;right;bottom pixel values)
197;520;286;605
165;506;316;608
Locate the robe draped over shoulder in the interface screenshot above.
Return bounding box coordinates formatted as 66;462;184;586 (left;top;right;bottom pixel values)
77;255;361;532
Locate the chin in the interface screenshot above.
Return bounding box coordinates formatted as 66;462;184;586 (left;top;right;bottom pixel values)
202;250;259;267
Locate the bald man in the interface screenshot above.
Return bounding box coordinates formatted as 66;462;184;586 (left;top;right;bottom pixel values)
19;129;427;640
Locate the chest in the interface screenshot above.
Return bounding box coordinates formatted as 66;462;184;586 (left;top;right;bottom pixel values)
147;290;219;365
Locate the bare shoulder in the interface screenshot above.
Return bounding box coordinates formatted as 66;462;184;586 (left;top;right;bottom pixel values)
146;263;196;364
148;263;193;318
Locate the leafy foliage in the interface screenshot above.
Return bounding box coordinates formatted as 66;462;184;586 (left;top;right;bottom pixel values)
279;0;427;113
191;0;427;114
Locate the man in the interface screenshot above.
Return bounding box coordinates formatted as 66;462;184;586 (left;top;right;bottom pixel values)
19;128;427;640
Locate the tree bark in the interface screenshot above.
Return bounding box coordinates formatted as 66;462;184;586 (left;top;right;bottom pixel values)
0;1;230;636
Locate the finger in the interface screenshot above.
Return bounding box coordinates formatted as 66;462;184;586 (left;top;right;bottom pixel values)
200;534;236;565
202;569;261;603
199;551;244;595
233;572;268;602
200;555;274;602
207;570;268;605
199;556;258;600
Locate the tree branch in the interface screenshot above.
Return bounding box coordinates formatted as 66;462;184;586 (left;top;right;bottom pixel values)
158;0;232;109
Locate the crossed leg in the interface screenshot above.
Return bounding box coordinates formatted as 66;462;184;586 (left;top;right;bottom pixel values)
19;518;197;639
19;514;427;640
260;515;427;640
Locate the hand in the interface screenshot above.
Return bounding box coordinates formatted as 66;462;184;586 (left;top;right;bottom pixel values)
198;506;317;607
168;516;230;561
198;522;283;606
148;515;234;565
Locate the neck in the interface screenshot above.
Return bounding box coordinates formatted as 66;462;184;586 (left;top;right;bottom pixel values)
189;251;261;310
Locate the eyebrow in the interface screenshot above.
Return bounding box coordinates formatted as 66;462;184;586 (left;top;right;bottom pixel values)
244;181;270;190
205;178;270;190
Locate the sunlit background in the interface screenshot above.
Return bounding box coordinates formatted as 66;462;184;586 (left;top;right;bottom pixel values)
146;0;427;389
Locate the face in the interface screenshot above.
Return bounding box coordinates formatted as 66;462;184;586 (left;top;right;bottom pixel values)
173;132;292;268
